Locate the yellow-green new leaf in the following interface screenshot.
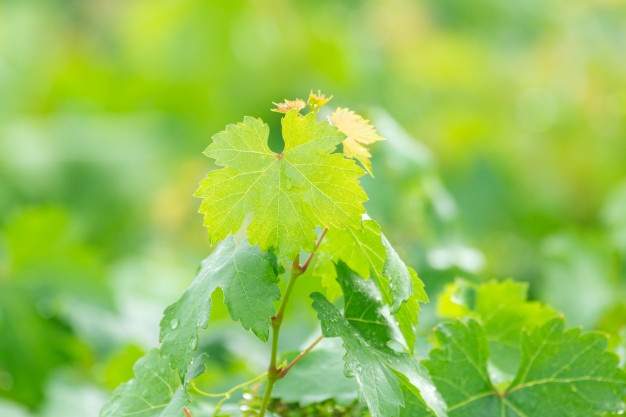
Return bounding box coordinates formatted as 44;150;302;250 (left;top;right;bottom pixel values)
195;110;367;259
331;108;385;176
311;218;427;352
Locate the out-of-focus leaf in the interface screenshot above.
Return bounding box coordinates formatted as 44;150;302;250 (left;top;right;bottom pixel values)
425;318;626;416
603;180;626;255
102;345;145;391
539;232;616;328
0;207;108;407
38;373;108;417
100;349;189;417
437;279;557;379
0;399;32;417
272;338;358;405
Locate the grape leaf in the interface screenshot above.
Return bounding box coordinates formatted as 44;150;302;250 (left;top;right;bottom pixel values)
311;219;386;300
425;318;626;416
271;98;306;114
331;108;385;175
194;110;367;260
438;279;558;379
310;263;445;417
272;338;359;405
311;290;403;417
381;232;428;353
311;218;427;351
307;90;333;113
159;236;279;376
100;349;189;417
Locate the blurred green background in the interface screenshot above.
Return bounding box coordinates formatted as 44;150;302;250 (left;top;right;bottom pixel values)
1;0;625;415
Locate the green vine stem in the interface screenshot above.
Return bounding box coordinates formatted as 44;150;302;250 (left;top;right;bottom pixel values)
191;373;268;417
257;228;328;417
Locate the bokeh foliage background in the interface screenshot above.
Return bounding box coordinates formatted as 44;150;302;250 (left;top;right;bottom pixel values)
1;0;625;415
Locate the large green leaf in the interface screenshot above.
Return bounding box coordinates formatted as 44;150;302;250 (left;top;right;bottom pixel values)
310;263;445;417
425;318;626;416
437;279;558;379
159;236;279;376
100;349;189;417
311;218;427;352
195;110;367;259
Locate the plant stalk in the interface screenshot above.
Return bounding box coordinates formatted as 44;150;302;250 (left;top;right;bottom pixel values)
279;334;324;378
258;228;329;417
258;255;301;417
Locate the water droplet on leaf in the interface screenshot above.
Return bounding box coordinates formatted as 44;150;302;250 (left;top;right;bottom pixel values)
169;319;179;330
190;336;198;350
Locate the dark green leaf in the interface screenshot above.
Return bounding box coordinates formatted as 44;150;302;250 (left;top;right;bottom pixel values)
312;219;427;352
310;263;445;417
160;236;279;375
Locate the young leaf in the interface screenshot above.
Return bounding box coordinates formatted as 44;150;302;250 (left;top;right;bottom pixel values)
195;110;367;259
311;219;427;351
271;98;306;114
425;318;626;416
100;349;189;417
307;90;333;113
310;263;445;417
159;236;279;376
331;108;385;175
311;219;386;299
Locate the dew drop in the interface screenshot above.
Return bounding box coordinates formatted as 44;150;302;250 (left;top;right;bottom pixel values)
169;319;179;330
190;336;198;350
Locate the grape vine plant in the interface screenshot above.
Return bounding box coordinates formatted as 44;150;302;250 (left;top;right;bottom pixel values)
101;92;626;417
